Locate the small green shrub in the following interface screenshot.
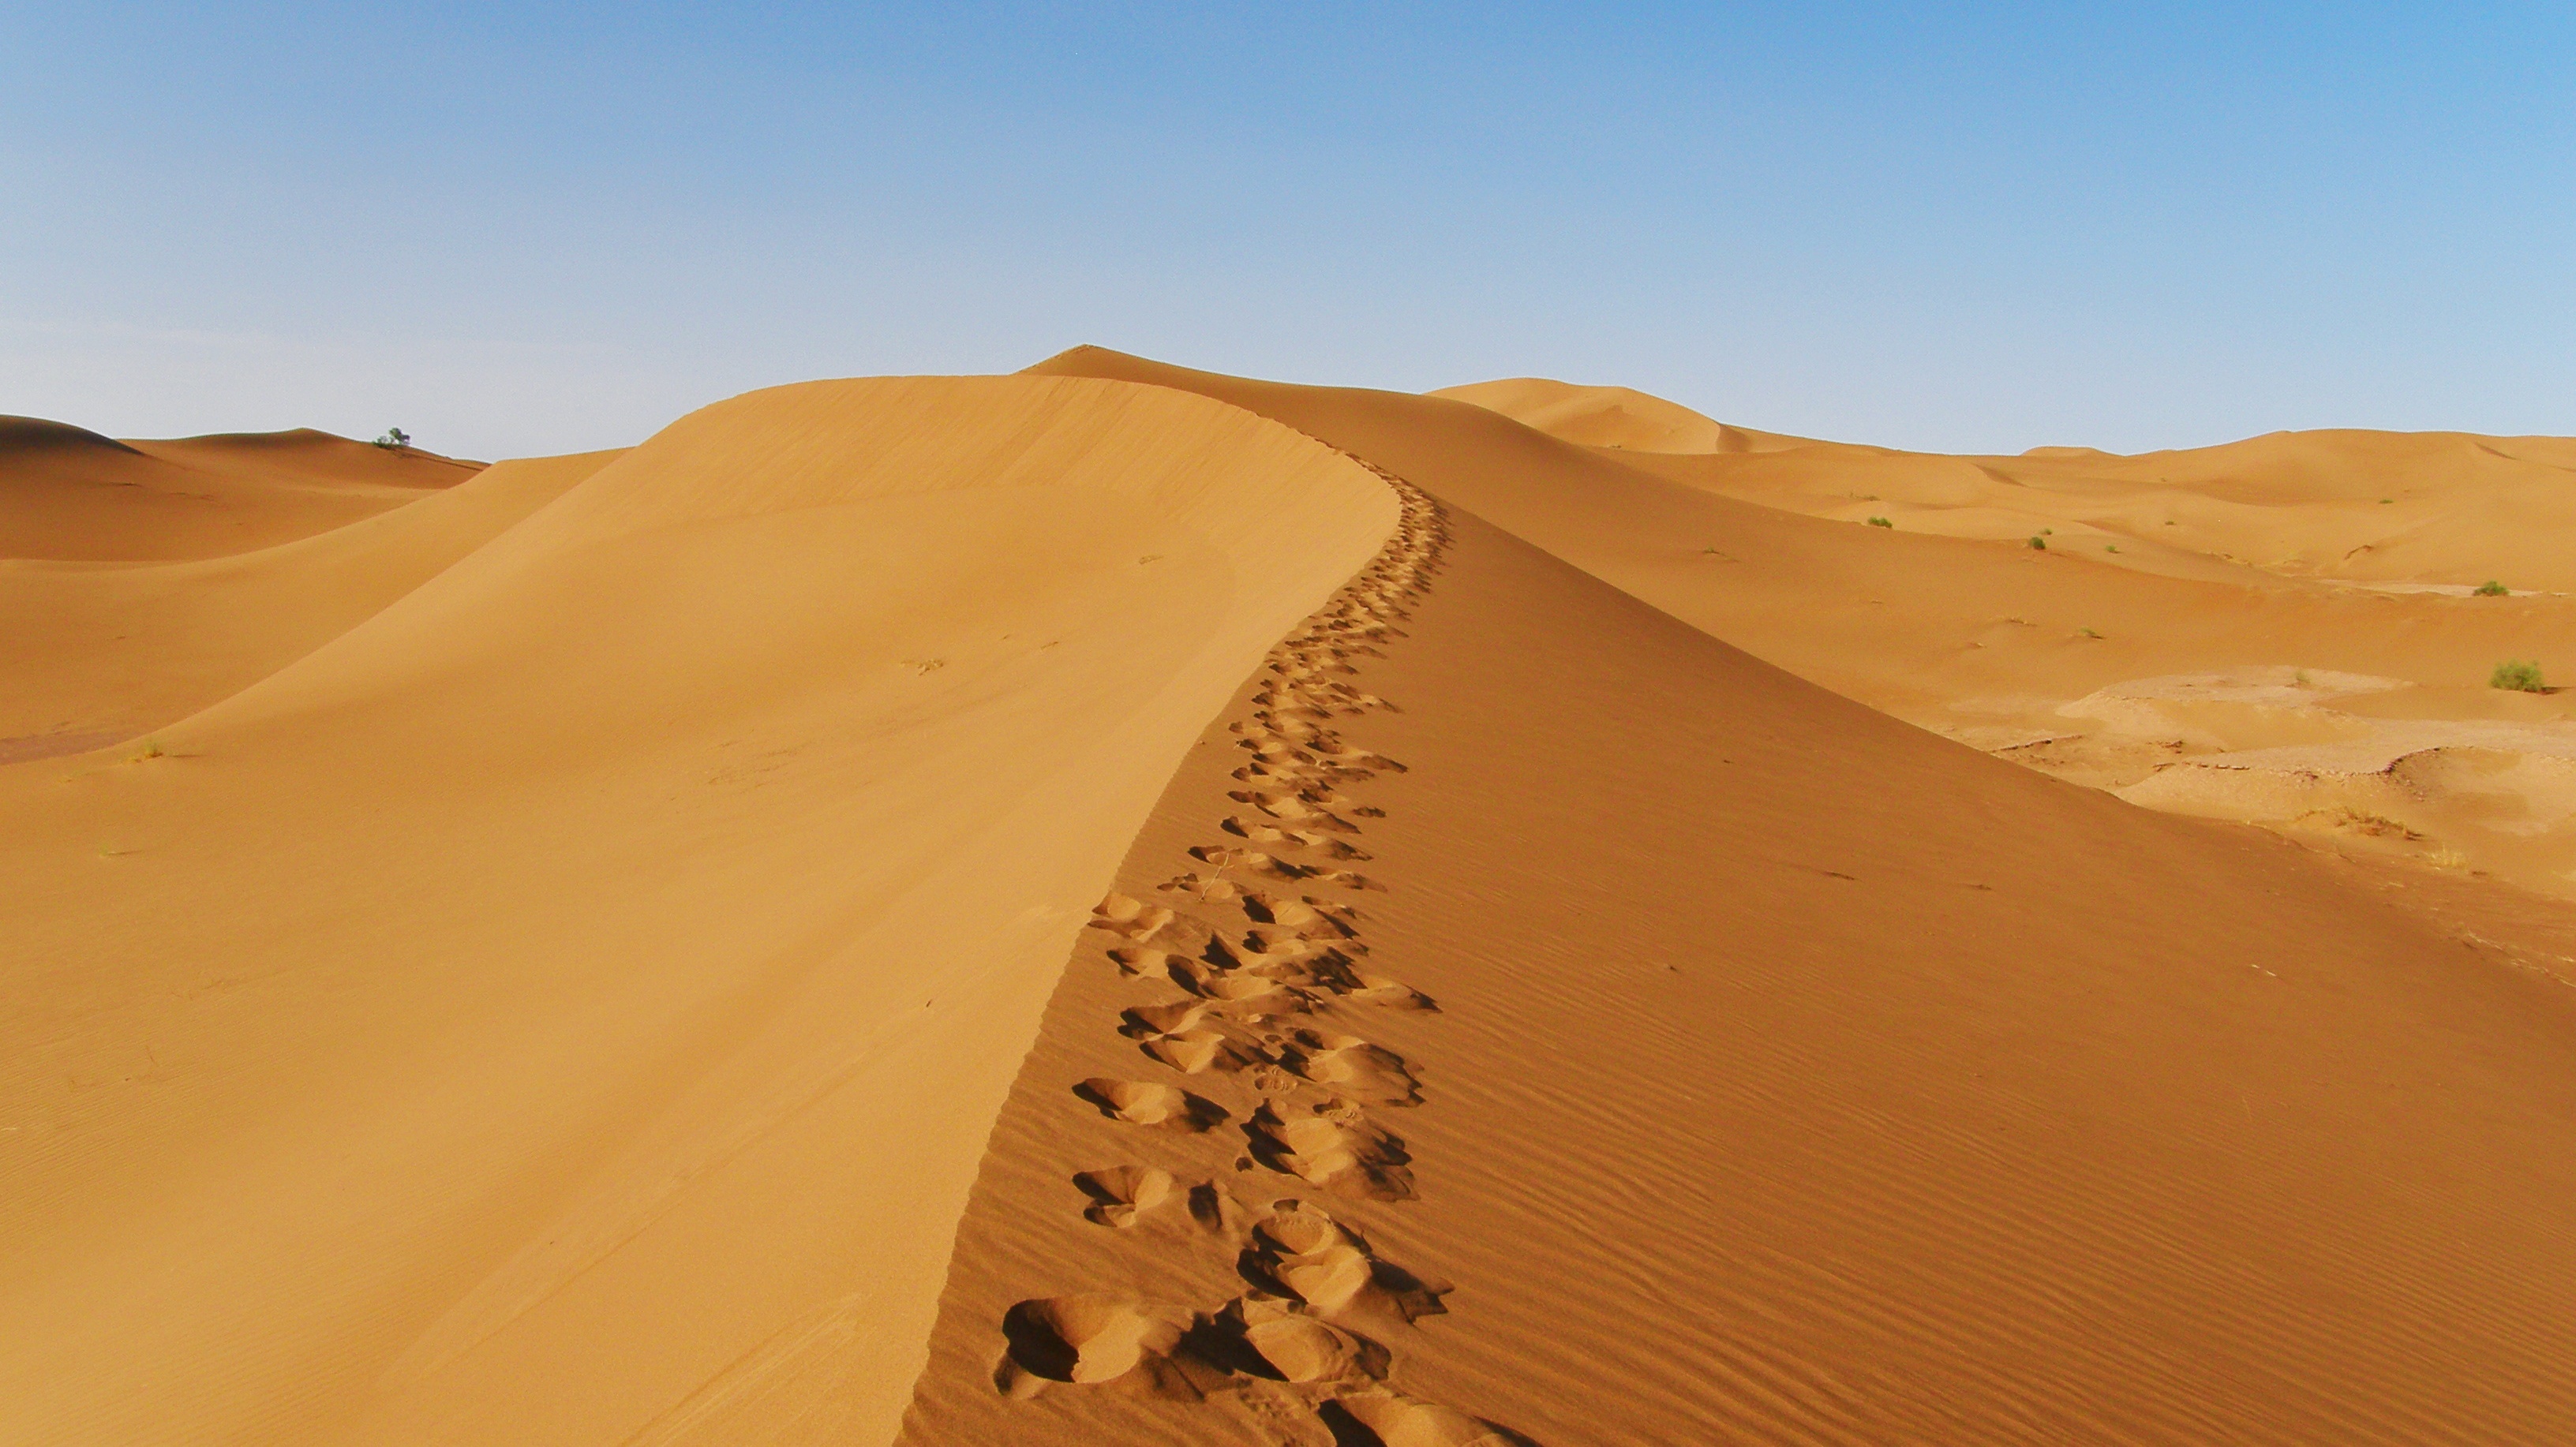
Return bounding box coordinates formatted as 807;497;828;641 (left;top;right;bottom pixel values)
1866;516;1893;528
2474;579;2509;596
2027;535;2047;551
2103;544;2120;553
2490;660;2545;692
2079;627;2102;639
373;427;411;451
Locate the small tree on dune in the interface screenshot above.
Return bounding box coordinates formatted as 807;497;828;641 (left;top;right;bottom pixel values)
374;427;411;451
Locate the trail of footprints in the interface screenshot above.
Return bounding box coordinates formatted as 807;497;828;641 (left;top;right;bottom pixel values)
995;477;1528;1445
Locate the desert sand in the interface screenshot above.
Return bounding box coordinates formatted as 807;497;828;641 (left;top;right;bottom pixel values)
6;358;2574;1445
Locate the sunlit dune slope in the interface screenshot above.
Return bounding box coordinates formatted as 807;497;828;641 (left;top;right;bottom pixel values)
1;449;621;763
1038;350;2576;899
899;443;2576;1442
1440;380;2576;594
1426;376;1821;454
0;415;479;563
0;376;1395;1446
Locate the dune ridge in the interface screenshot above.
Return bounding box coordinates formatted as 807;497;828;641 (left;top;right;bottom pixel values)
886;350;2576;1445
0;375;1400;1445
9;352;2576;1445
1039;351;2576;899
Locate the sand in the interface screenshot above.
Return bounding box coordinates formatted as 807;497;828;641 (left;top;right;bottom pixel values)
7;356;2576;1445
0;417;483;563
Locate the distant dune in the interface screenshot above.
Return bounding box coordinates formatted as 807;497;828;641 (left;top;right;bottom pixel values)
0;416;481;563
6;361;2574;1445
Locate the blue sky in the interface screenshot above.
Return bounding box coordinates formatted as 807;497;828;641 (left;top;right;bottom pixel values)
3;3;2569;458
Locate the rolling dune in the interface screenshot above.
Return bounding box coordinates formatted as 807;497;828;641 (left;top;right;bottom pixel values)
1043;350;2576;900
889;350;2576;1445
1;449;621;762
0;376;1394;1445
0;417;481;563
9;356;2576;1445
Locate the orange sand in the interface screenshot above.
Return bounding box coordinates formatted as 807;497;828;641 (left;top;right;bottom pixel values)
6;359;2574;1445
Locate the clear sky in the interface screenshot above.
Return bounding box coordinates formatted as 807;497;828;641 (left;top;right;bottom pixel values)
5;3;2570;460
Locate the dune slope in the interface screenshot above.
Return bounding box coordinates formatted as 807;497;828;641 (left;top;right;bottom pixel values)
898;446;2576;1442
1037;350;2576;899
0;376;1396;1446
1;448;622;761
1;416;478;562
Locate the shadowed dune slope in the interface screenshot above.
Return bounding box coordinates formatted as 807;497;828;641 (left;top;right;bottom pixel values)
899;480;2576;1442
1;448;622;761
1031;352;2558;708
1;416;480;562
1035;350;2576;898
0;376;1396;1446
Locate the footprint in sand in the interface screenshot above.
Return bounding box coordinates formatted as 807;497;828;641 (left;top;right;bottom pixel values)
1241;1199;1450;1322
1281;1029;1422;1106
1222;817;1375;860
1207;1292;1390;1385
1321;1391;1535;1447
995;1293;1189;1393
1004;483;1498;1432
1246;1101;1417;1200
1074;1078;1229;1132
1072;1165;1177;1228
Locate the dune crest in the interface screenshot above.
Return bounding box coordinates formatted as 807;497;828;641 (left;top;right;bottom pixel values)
0;375;1398;1445
1429;376;1818;454
888;349;2576;1444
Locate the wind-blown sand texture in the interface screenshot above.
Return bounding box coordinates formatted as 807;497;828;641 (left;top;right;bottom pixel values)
8;357;2576;1445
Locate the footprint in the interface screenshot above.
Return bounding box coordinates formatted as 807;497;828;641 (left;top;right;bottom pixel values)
1073;1165;1177;1228
1164;955;1294;1004
996;1293;1188;1389
1245;1101;1416;1200
1090;892;1213;952
1143;1027;1241;1075
1282;1030;1421;1106
1243;892;1363;940
1210;1293;1390;1385
1347;972;1436;1010
1320;1391;1535;1447
1076;1078;1230;1132
1228;789;1365;832
1240;1199;1450;1322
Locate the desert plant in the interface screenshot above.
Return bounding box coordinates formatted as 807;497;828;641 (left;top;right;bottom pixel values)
2490;660;2544;692
2027;535;2047;551
2474;579;2509;596
2078;627;2102;639
2103;543;2120;553
374;427;411;451
1866;516;1893;528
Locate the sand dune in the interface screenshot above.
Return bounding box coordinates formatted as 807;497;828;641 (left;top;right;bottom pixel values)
1047;351;2576;899
1;416;481;563
1427;376;1822;454
1;448;620;762
1;376;1394;1445
898;364;2576;1441
9;354;2576;1445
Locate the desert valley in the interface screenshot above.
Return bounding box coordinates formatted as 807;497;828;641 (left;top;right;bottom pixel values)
6;352;2574;1445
